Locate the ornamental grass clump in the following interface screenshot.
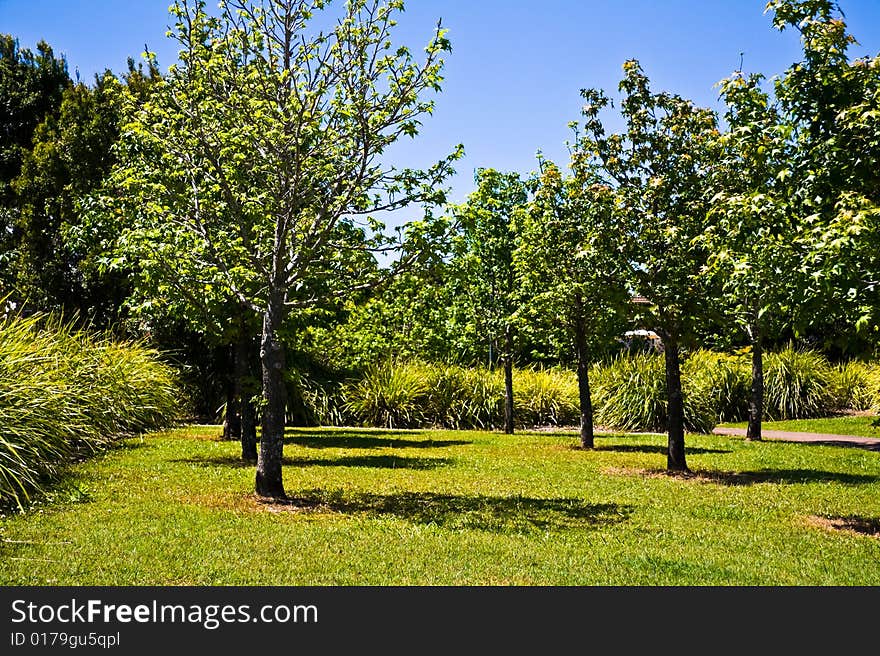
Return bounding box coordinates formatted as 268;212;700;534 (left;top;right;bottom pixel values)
683;350;750;423
342;361;579;430
425;364;503;429
833;361;880;412
0;313;183;509
342;362;432;428
592;352;718;434
762;347;839;420
865;365;880;413
513;367;579;428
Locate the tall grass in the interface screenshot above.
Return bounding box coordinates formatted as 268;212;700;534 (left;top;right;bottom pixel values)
337;346;867;433
591;352;718;434
762;348;839;420
0;313;184;508
684;350;750;423
343;363;432;428
514;368;580;427
342;361;577;430
833;361;880;412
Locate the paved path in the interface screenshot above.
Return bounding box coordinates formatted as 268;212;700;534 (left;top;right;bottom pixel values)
712;426;880;451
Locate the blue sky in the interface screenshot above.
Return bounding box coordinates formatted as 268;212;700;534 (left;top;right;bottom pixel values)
2;0;879;210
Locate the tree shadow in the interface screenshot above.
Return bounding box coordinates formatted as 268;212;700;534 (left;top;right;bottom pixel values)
778;439;880;452
263;489;633;534
287;455;453;470
594;444;732;455
812;514;880;537
173;455;453;470
291;427;421;437
284;430;472;450
694;468;879;486
171;456;253;469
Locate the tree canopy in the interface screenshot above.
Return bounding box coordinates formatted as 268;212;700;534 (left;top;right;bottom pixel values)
106;0;461;497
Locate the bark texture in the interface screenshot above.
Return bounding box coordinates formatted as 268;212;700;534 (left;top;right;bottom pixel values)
746;322;763;442
503;325;514;435
255;304;287;499
662;333;688;472
574;312;595;449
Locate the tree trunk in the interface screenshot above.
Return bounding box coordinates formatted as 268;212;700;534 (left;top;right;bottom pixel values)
573;311;594;449
746;321;763;442
221;345;240;440
241;390;258;460
503;324;514;434
236;320;258;461
662;332;688;472
230;345;243;439
255;302;287;499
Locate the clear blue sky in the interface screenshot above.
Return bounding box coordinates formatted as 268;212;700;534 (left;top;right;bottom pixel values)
2;0;879;209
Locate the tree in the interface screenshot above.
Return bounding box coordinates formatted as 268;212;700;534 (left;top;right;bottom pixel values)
704;71;800;441
766;0;880;346
12;72;127;324
576;60;721;471
454;168;528;434
515;157;628;448
0;35;70;292
109;0;460;498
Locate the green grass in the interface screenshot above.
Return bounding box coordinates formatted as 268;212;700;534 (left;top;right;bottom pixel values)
720;415;880;438
1;425;879;585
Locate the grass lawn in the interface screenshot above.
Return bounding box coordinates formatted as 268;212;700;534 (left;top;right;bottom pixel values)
719;415;880;438
1;425;879;585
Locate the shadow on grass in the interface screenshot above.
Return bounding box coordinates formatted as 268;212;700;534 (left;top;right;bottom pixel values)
780;439;880;452
696;468;879;486
284;430;472;450
595;444;732;455
811;514;880;537
0;471;95;516
264;489;633;533
173;455;454;470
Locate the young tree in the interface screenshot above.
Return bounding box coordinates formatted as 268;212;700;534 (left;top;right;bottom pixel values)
515;158;628;448
455;168;528;434
109;0;459;498
704;72;799;441
576;60;721;471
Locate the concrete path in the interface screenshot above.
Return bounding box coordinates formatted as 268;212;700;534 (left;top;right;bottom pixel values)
712;426;880;451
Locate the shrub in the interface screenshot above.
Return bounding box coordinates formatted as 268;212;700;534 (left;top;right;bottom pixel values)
0;314;183;509
592;353;665;432
762;347;839;420
287;370;349;427
342;361;578;430
342;362;432;428
424;364;503;429
684;350;750;423
514;367;580;428
866;365;880;413
330;348;872;433
832;361;880;412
